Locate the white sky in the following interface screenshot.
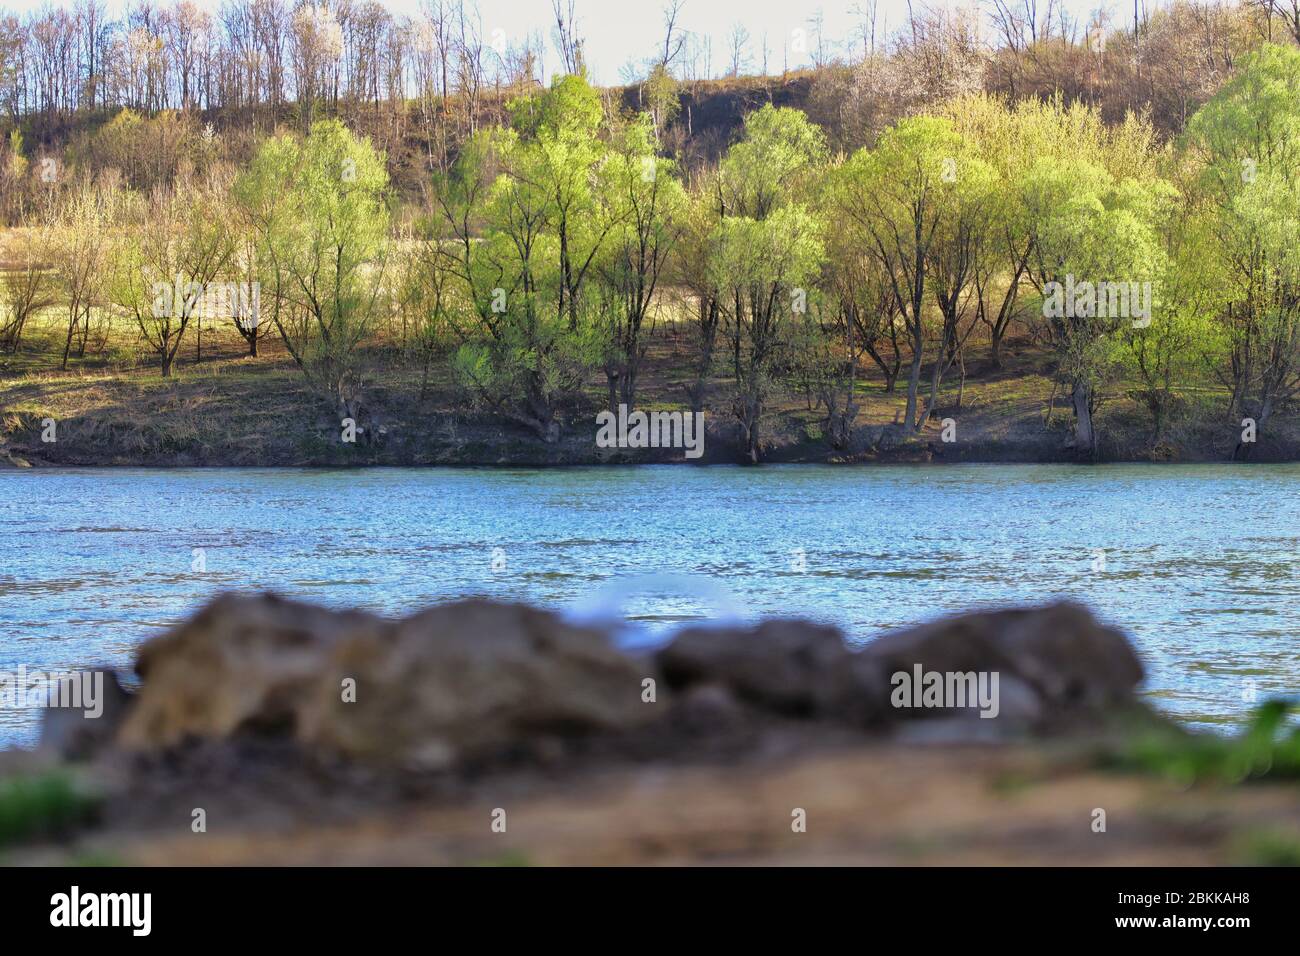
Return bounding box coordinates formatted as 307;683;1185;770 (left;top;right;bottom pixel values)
1;0;1143;86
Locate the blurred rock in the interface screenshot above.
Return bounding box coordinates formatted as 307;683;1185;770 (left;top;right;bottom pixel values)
656;601;1142;736
861;601;1143;728
117;593;383;751
38;670;133;761
298;599;653;768
106;594;1144;766
115;593;651;769
657;619;889;726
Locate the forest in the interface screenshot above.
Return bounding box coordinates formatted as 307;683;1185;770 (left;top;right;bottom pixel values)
2;0;1300;465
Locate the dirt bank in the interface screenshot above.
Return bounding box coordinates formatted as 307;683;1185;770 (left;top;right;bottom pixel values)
3;595;1298;866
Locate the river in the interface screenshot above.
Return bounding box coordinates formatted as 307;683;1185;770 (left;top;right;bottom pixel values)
1;463;1296;744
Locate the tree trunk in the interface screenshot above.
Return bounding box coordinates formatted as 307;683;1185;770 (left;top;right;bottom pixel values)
904;349;922;433
1071;380;1095;459
61;316;75;370
956;349;966;411
606;371;619;417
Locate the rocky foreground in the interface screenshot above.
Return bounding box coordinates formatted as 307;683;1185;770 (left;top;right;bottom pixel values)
3;595;1299;866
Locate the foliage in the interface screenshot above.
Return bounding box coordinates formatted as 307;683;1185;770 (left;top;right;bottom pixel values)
13;40;1300;461
0;772;99;848
1110;699;1300;785
235;119;391;417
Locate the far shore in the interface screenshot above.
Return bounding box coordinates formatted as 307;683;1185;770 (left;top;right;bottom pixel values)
4;336;1297;470
4;420;1299;469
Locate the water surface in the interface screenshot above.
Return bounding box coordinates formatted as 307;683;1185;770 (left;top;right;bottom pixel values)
1;463;1296;744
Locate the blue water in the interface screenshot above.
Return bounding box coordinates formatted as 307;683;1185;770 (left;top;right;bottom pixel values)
1;463;1297;745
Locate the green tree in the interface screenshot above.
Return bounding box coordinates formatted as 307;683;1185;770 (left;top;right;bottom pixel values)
236;119;391;419
510;74;614;331
711;105;827;462
596;113;685;414
1184;43;1300;455
434;125;596;442
1117;203;1225;446
1022;155;1173;456
834;115;979;433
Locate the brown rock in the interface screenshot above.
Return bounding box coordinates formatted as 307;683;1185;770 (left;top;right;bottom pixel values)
38;670;134;760
656;602;1143;734
657;619;889;725
117;592;384;751
116;593;652;768
298;599;653;768
862;601;1144;718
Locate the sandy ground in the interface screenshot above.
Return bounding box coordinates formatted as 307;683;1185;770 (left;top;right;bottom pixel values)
18;739;1297;867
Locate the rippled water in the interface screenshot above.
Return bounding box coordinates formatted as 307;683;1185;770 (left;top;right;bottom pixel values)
1;463;1297;744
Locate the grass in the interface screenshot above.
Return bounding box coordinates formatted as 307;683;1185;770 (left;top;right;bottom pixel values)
0;771;101;848
1233;829;1300;866
1106;699;1300;785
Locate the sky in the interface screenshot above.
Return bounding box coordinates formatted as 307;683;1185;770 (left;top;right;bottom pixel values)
2;0;1142;86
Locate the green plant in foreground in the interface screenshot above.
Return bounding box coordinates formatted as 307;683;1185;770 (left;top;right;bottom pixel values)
0;771;100;847
1233;829;1300;866
1112;698;1300;784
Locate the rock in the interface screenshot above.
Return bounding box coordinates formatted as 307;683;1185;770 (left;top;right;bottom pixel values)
861;601;1143;727
656;602;1143;735
117;593;383;751
116;593;653;769
38;670;134;761
673;683;744;734
112;594;1145;766
657;619;889;726
298;599;653;768
0;447;31;468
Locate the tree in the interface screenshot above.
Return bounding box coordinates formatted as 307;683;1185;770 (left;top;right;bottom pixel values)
551;0;584;76
1022;153;1172;456
679;168;725;416
1119;207;1223;446
236;119;391;417
513;74;613;333
941;94;1038;368
395;212;458;399
48;180;116;370
1184;43;1300;455
834;116;968;433
596;113;685;414
291;3;344;128
710;105;827;462
919;140;997;423
109;174;234;377
433;125;593;442
0;227;54;353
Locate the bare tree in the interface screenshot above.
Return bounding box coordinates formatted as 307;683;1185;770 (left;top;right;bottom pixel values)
659;0;686;70
727;22;750;77
551;0;583;75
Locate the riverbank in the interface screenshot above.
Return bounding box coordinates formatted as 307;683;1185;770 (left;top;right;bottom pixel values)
3;595;1298;866
3;338;1297;467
